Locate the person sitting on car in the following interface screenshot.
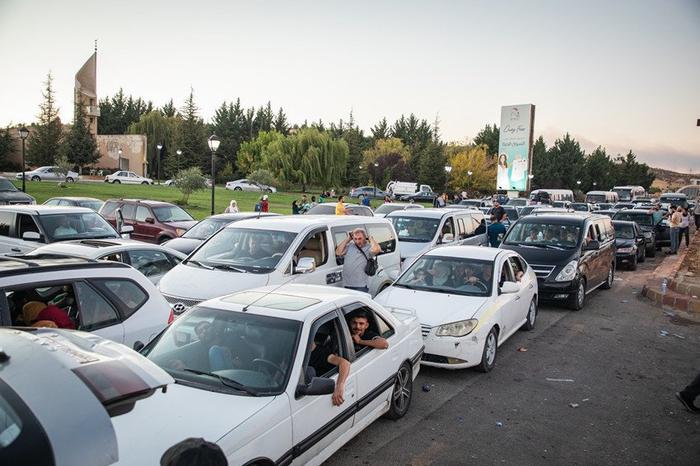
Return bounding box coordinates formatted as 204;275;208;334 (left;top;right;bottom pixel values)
308;330;350;406
347;311;389;351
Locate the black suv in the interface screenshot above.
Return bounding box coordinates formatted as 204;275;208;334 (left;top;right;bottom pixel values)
0;176;35;205
500;213;616;310
612;209;667;256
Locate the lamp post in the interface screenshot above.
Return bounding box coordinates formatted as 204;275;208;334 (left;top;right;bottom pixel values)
208;134;220;215
156;143;163;184
373;162;379;198
118;148;123;171
18;126;29;192
593;181;597;188
467;170;473;193
176;149;182;174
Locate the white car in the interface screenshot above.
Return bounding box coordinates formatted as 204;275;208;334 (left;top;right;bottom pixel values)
375;245;538;371
28;239;187;285
225;178;277;192
0;255;173;348
112;284;424;465
105;171;153;185
16;165;80;182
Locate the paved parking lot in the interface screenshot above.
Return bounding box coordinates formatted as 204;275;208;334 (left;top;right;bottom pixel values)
327;256;700;465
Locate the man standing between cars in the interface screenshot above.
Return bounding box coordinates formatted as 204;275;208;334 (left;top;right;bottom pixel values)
348;311;389;350
669;206;682;254
491;199;505;222
335;228;381;293
488;216;507;247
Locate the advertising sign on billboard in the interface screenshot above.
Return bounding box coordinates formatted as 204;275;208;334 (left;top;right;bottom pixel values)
496;104;535;192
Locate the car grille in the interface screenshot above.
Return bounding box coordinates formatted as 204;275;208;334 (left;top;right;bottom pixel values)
8;200;32;205
162;294;202;314
422;353;448;364
420;324;432;338
530;264;556;279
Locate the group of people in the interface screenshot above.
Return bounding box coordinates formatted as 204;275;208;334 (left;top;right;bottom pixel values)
667;205;692;255
292;194;318;214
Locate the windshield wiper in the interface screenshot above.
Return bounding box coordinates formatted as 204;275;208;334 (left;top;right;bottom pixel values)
185;260;214;270
182;368;258;395
210;263;248;273
394;283;419;290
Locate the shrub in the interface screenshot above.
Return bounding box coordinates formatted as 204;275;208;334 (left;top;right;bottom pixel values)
174;167;208;205
248;169;277;188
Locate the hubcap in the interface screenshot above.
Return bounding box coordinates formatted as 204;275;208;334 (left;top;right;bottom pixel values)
485;333;496;365
393;367;411;412
608;269;613;284
529;302;536;325
578;283;585;306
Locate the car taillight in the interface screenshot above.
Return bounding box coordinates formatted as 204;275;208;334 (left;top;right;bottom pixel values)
168;309;175;324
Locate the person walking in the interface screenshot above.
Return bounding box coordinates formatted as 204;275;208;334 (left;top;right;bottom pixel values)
679;208;690;249
335;228;381;293
260;195;270;213
487;216;507;247
223;200;239;214
676;371;700;413
668;206;682;254
335;195;351;215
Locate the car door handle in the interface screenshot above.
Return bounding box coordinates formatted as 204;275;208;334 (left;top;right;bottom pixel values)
528;283;534;289
11;248;21;252
514;295;521;301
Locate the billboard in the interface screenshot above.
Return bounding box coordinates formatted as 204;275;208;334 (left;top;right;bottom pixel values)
496;104;535;192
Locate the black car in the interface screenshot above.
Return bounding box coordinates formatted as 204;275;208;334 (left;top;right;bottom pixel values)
500;213;616;311
612;209;667;256
612;220;646;270
0;176;35;205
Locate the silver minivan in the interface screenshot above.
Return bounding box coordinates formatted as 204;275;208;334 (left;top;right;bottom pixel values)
386;208;487;265
158;215;402;314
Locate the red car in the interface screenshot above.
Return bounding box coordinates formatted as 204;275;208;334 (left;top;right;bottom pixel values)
99;199;197;244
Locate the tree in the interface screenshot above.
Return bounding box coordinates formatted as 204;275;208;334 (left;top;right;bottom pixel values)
27;72;62;167
362;138;411;183
417;141;447;193
53;153;74;185
211;99;245;175
0;125;15;170
447;144;497;195
177;88;208;174
473;124;500;157
273;107;289;135
237;130;285;175
173;167;207;205
613;151;655;190
543;133;586;189
98;89;152;134
371;117;390;140
247;169;277;187
60;101;99;170
584;147;616;191
128;111;179;177
161;99;176;118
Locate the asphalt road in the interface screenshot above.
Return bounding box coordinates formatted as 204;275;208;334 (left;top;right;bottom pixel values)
327;254;700;465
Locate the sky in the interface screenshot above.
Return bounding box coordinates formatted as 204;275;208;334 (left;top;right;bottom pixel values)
1;0;699;172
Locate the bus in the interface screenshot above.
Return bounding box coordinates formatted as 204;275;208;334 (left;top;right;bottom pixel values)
585;191;619;204
528;189;574;205
612;185;646;202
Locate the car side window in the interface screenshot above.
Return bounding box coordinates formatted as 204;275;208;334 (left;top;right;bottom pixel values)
507;256;525;281
121;204;136;220
128;249;174;278
44;199;59;206
135;206;150;222
343;304;394;359
0;212;13;237
297;231;328;267
441;217;455;241
365;224;396;254
100;201;119;218
16;214;41;239
594;223;603;241
99;252;123;263
92;279;148;319
74;282;120;330
304;315;347;382
499;260;514;287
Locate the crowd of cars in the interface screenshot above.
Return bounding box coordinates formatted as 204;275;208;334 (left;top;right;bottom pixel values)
0;182;696;465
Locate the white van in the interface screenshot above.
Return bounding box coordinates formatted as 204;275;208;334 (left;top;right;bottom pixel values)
385;208;487;265
612;186;646;202
528;189;575;205
158;216;401;314
585;191;619;205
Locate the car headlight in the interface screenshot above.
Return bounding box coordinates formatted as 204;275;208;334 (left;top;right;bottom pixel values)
617;247;633;253
435;319;478;337
555;260;578;282
175;228;187;237
643;232;652;239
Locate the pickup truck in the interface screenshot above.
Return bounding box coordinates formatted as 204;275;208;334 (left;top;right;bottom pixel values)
387;181;436;202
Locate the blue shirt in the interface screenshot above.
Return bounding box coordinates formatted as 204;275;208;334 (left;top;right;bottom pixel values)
488;222;507;247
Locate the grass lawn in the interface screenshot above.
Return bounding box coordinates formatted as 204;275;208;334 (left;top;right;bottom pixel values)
11;180;390;219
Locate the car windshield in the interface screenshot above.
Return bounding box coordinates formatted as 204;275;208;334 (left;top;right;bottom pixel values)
508;199;527;206
570;203;589;211
77;200;104;211
39;213;119;241
305;204;335;215
613;189;632;201
189;228;296;272
390;216;439;242
143;306;301;395
519;206;536;216
504;221;582;249
614;212;652;226
152;205;194;222
395;256;493;297
586;194;608;203
614;203;634;209
183;218;232;240
0;179;18;192
597;203;614;210
375;204;406;214
614;224;636;239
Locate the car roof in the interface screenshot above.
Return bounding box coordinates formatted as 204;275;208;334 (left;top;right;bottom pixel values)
423;244;506;261
517;213;597;224
228;214;390;232
615;209;654;215
45;196;102;201
28;239;187;259
103;198;174;206
200;284;372;321
0;205;95;215
0;254;131;278
207;212;280;220
386;207;477;218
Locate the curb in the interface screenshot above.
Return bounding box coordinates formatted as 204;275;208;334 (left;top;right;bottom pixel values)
641;285;700;314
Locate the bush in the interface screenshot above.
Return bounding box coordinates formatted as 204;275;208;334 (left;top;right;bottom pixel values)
174;167;208;205
248;169;277;188
218;162;234;184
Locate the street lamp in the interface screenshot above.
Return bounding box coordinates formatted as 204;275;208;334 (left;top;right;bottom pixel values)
118;148;122;171
467;170;473;192
373;162;379;198
576;180;581;187
156;143;163;184
444;166;452;173
208;134;220;215
176;149;182;174
18;126;29;192
593;181;597;188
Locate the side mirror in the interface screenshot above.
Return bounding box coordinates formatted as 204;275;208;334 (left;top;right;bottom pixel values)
295;257;316;274
145;217;155;224
133;340;145;352
500;281;520;294
442;233;454;243
22;231;41;241
583;240;600;251
296;377;335;397
120;225;134;234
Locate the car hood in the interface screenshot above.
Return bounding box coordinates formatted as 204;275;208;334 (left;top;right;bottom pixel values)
500;243;578;266
615;239;634;248
159;263;270;301
112;383;277;465
164;220;198;230
375;286;489;327
397;240;432;260
0;190;35;202
161;237;202;254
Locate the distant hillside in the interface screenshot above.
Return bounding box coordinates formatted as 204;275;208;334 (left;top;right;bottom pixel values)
651;167;697;192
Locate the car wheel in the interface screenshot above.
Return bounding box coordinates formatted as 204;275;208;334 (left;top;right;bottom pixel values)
476;327;498;372
601;265;614;290
31;176;41;182
66;177;74;183
234;187;242;191
266;188;272;193
568;278;586;311
639;246;646;263
385;362;413;420
629;254;638;271
113;180;121;184
522;298;537;331
647;244;656;258
141;181;149;185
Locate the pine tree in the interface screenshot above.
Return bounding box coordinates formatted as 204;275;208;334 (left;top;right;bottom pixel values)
474;124;500;157
0;126;14;169
177;88;208;174
371;118;389;140
273;107;289;135
27;72;63;166
60;101;99;169
161;99;176;117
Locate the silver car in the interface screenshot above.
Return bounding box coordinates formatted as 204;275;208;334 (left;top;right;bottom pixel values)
16;166;80;182
225;178;277;192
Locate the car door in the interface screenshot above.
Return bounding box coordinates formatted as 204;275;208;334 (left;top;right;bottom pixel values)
507;255;533;323
120;204;141;239
494;258;522;341
293;229;342;287
340;303;398;425
291;312;357;464
593;222;609;285
437;216;457;247
12;213;44;253
581;223;602;286
134;205;159;242
73;281;125;343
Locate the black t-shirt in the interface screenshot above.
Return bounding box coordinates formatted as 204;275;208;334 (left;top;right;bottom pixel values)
492;205;505;221
309;344;333;377
354;329;380;352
